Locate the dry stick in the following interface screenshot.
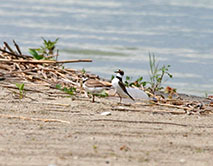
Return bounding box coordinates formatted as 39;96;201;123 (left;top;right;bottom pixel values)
0;58;92;64
32;101;70;107
112;106;186;114
153;102;193;111
91;119;187;127
4;42;16;54
13;40;22;55
0;114;70;124
0;48;31;59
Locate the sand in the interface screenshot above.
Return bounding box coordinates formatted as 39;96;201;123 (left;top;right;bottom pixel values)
0;80;212;166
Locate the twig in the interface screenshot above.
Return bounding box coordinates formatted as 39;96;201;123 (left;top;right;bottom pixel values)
91;119;187;127
13;40;22;55
0;114;70;124
32;102;70;107
4;42;16;54
152;102;193;110
0;48;31;59
112;106;186;114
0;58;92;64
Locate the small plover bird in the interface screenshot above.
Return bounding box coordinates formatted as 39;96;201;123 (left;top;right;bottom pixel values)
111;69;134;103
83;77;111;102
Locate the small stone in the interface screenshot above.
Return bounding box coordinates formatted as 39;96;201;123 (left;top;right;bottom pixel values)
105;161;110;164
101;112;111;116
180;159;186;163
73;156;79;160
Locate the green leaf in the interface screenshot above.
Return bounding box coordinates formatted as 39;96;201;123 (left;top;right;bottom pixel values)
16;83;24;91
29;49;38;57
94;90;108;97
142;82;147;87
126;76;131;80
29;49;43;60
55;84;61;89
81;68;86;74
111;75;115;80
136;76;143;82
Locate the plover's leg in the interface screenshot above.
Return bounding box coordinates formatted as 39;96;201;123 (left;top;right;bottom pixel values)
84;91;88;98
92;94;95;102
118;94;122;103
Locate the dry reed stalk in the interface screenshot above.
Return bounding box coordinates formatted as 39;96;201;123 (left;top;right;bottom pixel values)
112;106;186;114
0;58;92;64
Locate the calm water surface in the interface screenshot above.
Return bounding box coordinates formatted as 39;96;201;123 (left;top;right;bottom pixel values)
0;0;213;96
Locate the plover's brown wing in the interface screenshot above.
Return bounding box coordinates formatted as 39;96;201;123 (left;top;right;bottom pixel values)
85;79;106;87
99;81;112;87
118;81;134;101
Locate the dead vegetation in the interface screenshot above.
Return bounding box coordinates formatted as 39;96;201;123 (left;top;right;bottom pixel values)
0;41;97;90
0;40;212;122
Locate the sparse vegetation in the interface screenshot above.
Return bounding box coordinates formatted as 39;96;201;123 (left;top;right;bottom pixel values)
124;76;147;88
55;84;76;96
15;83;25;99
148;53;173;94
81;68;86;74
29;38;59;60
94;90;109;98
117;53;173;95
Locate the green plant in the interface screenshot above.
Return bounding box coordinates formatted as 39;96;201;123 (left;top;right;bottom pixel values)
56;84;76;95
15;83;25;99
148;53;173;93
81;68;86;74
29;38;59;60
111;74;146;88
94;90;109;97
204;92;208;98
124;76;147;88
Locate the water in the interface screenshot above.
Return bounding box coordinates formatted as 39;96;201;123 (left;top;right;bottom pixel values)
0;0;213;96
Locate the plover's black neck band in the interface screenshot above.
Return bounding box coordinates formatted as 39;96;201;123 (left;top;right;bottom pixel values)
82;77;89;83
116;76;122;81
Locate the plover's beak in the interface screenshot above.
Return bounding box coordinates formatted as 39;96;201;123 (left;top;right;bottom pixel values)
114;69;120;73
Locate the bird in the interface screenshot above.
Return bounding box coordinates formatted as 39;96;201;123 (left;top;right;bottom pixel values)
83;77;111;102
111;69;134;103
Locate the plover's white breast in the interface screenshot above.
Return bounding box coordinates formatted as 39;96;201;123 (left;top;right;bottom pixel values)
112;77;129;98
83;84;104;94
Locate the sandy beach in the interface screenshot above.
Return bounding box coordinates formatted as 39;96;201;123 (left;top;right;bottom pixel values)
0;78;212;166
